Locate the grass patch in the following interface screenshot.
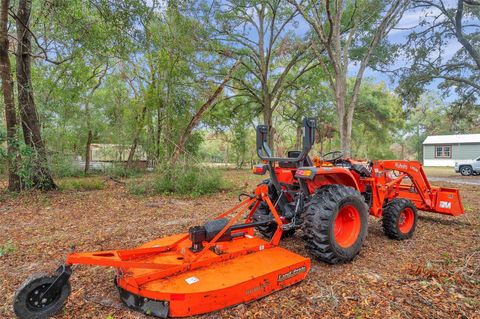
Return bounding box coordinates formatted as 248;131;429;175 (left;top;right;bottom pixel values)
128;166;228;196
0;240;15;257
104;165;145;178
58;177;105;191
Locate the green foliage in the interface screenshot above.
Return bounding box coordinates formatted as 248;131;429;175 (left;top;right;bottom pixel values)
0;240;15;257
49;155;83;178
404;93;451;161
1;0;476;189
395;0;479;126
104;164;144;178
128;166;225;197
58;178;105;191
352;80;404;159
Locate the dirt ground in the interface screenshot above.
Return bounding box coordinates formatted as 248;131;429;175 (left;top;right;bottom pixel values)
0;170;479;319
423;167;480;185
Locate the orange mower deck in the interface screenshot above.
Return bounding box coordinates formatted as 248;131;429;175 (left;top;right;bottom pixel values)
64;196;310;318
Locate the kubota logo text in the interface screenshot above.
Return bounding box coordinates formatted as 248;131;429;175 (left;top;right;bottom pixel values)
277;266;307;282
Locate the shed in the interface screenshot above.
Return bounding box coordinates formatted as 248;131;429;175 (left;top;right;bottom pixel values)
77;144;148;170
422;134;480;166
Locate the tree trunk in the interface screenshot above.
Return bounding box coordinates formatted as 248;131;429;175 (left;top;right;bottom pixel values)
84;129;93;174
262;104;275;151
343;104;355;156
156;103;162;160
336;80;349;156
126;105;148;168
317;126;324;155
16;0;55;190
171;60;240;164
0;0;20;191
295;125;302;150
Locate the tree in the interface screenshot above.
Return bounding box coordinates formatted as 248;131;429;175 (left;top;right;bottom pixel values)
289;0;407;155
0;0;20;191
352;81;404;159
404;92;449;160
171;60;241;164
15;0;56;190
397;0;479;109
205;0;318;150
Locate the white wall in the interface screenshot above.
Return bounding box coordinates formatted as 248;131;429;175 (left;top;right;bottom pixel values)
423;159;456;167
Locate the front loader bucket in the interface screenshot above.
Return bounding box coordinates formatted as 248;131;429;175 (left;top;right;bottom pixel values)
431;187;464;216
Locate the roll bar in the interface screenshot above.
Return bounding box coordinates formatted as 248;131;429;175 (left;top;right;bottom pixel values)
256;117;316;162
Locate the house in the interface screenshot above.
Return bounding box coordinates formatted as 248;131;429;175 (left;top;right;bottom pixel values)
423;134;480;166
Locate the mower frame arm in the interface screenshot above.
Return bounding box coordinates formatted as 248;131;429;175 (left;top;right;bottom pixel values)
256;117;316;162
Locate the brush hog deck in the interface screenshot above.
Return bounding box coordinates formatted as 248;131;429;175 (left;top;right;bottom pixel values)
108;234;310;318
13;193;309;319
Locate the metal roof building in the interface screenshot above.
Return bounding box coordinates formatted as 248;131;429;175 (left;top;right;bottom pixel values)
423;134;480;166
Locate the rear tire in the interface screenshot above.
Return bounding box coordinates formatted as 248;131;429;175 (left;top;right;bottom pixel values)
460;166;473;176
252;202;295;239
382;198;417;240
13;273;71;319
302;185;368;264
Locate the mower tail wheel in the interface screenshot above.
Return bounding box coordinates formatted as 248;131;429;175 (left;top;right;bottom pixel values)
13;273;71;319
382;198;418;240
252;202;295;239
302;185;368;264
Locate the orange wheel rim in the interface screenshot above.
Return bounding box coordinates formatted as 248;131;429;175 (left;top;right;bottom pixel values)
334;204;361;248
398;208;414;233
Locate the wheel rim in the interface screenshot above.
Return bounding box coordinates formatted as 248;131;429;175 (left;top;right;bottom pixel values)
398;208;414;233
26;283;59;311
461;167;471;175
334;204;361;248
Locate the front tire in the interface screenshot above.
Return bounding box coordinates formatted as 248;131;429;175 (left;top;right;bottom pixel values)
382;198;418;240
13;273;71;319
460;166;473;176
302;185;368;264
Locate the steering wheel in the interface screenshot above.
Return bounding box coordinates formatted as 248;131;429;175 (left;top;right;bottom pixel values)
322;150;344;163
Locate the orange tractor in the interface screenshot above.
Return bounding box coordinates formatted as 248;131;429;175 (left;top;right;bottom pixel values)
13;118;464;319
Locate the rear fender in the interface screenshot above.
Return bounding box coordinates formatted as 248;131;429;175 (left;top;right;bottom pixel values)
296;167;360;194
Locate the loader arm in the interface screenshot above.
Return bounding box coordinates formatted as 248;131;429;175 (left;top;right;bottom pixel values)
369;160;464;217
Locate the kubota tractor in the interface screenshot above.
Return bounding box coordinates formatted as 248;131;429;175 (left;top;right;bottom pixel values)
251;117;464;263
13;118;464;319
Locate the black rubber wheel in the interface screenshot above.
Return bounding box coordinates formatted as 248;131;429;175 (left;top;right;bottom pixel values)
252;202;295;239
13;273;71;319
302;185;368;264
382;198;418;240
460;166;473;176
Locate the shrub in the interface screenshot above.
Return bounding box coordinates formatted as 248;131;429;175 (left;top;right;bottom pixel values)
50;154;83;178
105;164;144;178
128;165;225;196
58;177;105;191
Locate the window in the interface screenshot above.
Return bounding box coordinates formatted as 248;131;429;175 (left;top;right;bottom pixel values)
435;145;452;158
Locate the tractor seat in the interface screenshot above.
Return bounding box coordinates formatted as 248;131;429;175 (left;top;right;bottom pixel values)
278;151;312;168
351;163;372;177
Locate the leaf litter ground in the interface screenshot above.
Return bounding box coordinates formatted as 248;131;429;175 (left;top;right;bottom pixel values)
0;170;478;319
